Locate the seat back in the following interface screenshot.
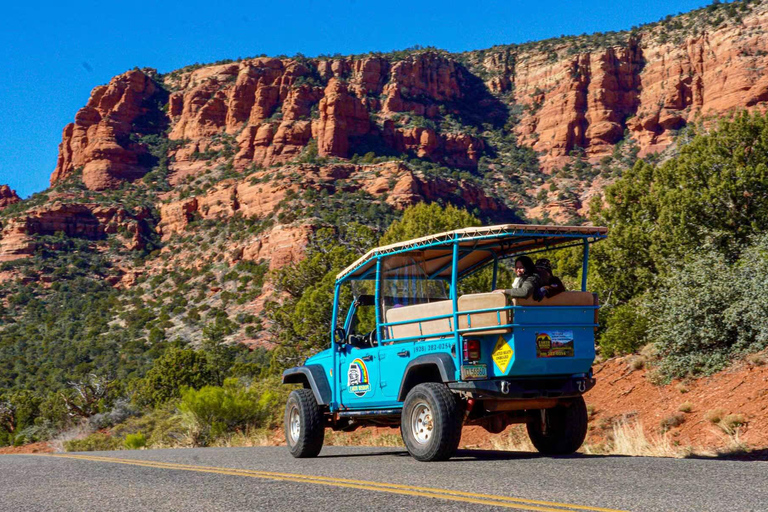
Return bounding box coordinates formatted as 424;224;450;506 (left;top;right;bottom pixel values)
385;300;454;341
513;291;596;307
457;292;510;335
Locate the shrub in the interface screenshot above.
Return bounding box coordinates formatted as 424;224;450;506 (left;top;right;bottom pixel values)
659;413;685;432
649;237;768;378
124;432;147;450
64;433;121;452
88;398;139;430
678;402;693;413
178;379;272;445
598;300;650;357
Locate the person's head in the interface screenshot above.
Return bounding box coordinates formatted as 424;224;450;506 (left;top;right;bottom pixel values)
514;256;536;277
535;258;553;278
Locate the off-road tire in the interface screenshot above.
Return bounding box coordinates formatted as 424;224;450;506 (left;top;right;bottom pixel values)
401;383;464;462
285;389;325;458
526;395;588;455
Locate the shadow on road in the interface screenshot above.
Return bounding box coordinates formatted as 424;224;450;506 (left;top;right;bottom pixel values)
685;448;768;462
318;450;410;459
318;447;768;462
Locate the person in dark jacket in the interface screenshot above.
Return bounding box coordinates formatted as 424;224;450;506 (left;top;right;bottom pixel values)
535;258;566;299
494;255;542;299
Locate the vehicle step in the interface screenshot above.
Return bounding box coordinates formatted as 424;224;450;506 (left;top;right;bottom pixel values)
337;408;402;418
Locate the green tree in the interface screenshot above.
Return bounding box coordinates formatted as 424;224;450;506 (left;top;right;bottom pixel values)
135;348;218;407
592;112;768;304
379;203;482;245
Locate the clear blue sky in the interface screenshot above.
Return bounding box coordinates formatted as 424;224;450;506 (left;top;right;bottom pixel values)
0;0;715;198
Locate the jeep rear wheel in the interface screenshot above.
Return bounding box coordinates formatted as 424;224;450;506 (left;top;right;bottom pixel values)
285;389;325;458
526;395;588;455
401;383;464;462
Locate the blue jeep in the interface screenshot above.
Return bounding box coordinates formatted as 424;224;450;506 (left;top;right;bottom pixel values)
282;224;607;461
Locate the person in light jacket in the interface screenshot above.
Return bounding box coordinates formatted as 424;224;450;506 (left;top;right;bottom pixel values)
494;255;542;299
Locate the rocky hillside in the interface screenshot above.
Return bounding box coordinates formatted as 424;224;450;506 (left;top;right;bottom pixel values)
2;0;768;351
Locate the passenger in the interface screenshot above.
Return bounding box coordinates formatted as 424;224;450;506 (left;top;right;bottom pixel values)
535;258;566;299
493;255;542;299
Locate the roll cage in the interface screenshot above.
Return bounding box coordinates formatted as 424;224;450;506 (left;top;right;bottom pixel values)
331;223;607;349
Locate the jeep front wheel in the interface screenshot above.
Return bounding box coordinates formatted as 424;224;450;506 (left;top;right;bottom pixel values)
285;389;325;458
401;383;464;461
526;395;588;455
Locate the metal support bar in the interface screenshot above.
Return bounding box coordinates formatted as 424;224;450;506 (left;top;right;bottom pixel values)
581;239;589;292
331;283;341;411
452;242;462;372
375;257;383;342
492;254;499;289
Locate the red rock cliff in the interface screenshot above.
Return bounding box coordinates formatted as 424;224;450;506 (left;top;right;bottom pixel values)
49;3;768;186
51;69;163;190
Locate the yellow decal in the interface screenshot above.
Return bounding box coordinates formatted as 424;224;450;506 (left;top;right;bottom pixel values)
492;336;513;374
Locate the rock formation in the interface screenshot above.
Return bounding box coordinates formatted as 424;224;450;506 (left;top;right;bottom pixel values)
0;185;20;211
51;69;164;190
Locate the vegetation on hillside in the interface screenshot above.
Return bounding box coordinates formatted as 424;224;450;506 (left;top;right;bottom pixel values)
547;111;768;378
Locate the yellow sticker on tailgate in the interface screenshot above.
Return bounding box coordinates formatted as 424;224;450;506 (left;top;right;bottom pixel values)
492;336;513;373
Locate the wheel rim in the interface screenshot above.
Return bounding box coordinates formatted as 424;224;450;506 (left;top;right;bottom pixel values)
411;402;434;444
289;406;301;443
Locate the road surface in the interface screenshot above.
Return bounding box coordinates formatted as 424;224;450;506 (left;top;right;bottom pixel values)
2;446;767;511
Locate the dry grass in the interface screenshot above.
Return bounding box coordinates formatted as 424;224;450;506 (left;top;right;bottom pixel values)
676;383;690;394
583;420;689;458
628;356;645;371
678;402;693;413
324;429;404;447
746;353;766;366
50;422;94;453
719;414;746;435
489;425;536;452
211;428;276;448
705;408;727;424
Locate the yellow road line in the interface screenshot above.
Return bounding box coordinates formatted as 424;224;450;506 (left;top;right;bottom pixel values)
44;453;629;512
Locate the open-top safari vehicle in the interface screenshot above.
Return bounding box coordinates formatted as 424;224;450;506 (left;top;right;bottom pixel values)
282;224;607;461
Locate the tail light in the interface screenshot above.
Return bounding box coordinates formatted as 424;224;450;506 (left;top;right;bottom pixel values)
463;339;481;362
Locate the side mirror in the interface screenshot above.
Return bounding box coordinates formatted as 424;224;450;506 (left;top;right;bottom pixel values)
334;327;347;345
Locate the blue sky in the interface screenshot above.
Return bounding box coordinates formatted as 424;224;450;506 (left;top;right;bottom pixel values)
0;0;715;198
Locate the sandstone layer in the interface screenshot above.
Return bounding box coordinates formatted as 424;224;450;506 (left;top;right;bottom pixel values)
0;203;151;262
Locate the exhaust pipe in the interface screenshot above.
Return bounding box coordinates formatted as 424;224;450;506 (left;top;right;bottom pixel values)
500;381;510;395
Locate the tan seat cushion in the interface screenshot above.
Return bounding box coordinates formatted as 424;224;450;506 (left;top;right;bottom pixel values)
386;300;454;341
457;292;510;335
513;291;596;307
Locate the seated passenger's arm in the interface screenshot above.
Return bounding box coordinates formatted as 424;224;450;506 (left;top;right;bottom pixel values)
497;279;536;299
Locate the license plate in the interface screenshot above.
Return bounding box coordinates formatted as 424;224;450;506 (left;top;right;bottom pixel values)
461;364;487;380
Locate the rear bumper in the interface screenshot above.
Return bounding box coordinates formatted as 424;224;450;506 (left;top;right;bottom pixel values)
448;375;595;400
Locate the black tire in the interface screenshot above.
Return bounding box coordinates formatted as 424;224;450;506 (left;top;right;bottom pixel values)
401;383;464;462
526;395;588;455
285;389;325;458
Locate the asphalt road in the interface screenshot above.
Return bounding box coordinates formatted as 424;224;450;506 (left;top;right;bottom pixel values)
2;446;767;512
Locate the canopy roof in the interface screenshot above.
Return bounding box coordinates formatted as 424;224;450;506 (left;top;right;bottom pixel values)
337;224;607;282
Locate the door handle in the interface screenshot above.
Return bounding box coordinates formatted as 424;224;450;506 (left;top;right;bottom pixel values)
361;355;373;362
397;350;410;357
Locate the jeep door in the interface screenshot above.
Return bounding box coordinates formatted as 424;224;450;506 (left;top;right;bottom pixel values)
338;344;381;408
